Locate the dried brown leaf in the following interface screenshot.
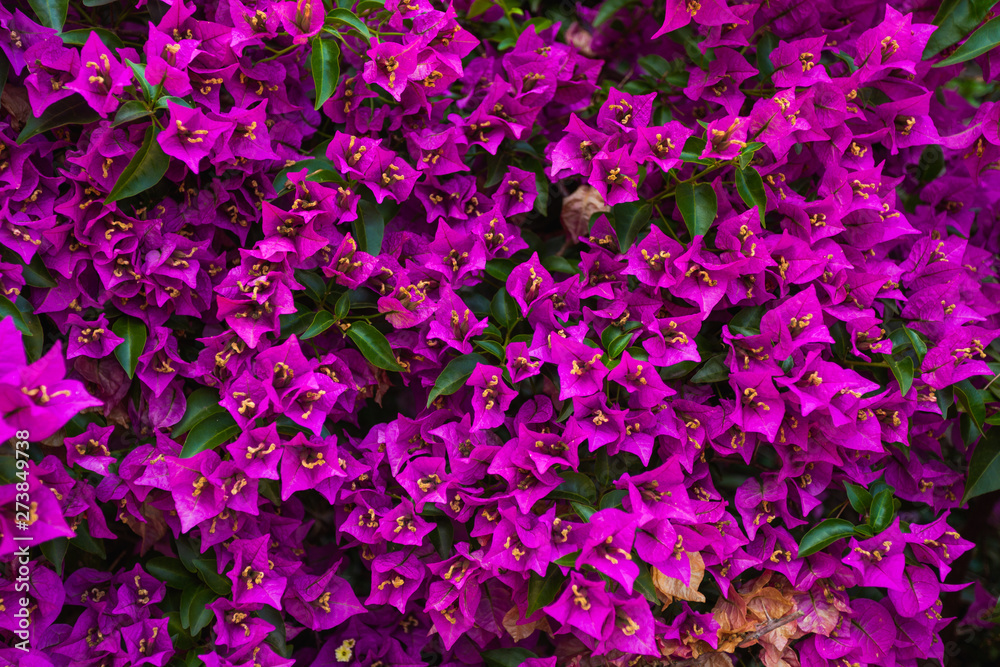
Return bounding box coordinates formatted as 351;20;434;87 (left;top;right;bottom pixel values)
560;184;608;243
651;551;706;605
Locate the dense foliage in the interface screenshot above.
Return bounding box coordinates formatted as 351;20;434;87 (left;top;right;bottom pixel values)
1;0;1000;666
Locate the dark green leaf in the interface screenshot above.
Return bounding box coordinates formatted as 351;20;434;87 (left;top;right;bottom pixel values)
844;482;873;514
40;537;68;576
0;52;8;95
853;524;874;538
353;196;387;255
473;338;505;360
326;8;372;38
111;316;147;379
691;354;729;383
112;100;153;127
916;145;945;186
551;472;597;504
171;388;225;437
738;142;766;170
904;326;928;361
485;258;516;280
611;201;652;251
676;181;717;237
734;166;767;224
633;560;659;604
427;353;487;406
154;95;193;110
607;331;632;359
430;518;454;559
334;291;351;320
483;648;539;667
868;489;894;533
571;501;597;522
963;427;1000;504
955;379;987;439
105;125;170;204
301;311;336;340
935;16;1000;66
526;563;563;616
468;0;495;18
180;586;216;632
272;158;342;192
882;354;914;397
924;0;997;59
797;518;856;557
541;255;577;275
180;411;240;458
13;297;43;362
59;27;123;49
533;171;549;216
146;557;201;589
594;0;634;26
124;60;154;102
344;321;405;371
491;288;518;329
27;0;67;30
17;94;101;144
177;539;232;596
310;36;340;110
600;489;628;509
70;522;105;557
756;31;779;81
0;295;28;336
554;551;579;567
638;54;671;78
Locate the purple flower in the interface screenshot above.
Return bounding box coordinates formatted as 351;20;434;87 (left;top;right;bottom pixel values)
64;31;131;116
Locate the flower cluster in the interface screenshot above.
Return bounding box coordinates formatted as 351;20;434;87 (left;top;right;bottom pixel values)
1;0;1000;666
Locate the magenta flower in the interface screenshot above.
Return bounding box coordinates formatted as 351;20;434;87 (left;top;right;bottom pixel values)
64;31;131;116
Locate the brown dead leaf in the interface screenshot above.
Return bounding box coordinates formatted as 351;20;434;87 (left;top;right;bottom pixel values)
560;184;609;243
502;606;545;642
712;587;754;652
761;643;801;667
651;551;706;605
746;587;795;623
1;85;31;131
697;652;740;667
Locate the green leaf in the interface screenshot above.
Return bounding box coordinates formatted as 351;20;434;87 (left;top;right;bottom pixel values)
955;379;987;439
963;427;1000;504
17;94;101;144
0;52;8;95
924;0;996;59
600;489;628;509
13;297;43;362
551;472;597;504
353;196;387;255
430;517;454;559
59;27;123;49
935;16;1000;66
526;563;564;616
70;522;105;558
485;258;515;281
755;30;779;81
105;125;170;204
734;166;767;224
844;482;873;514
40;537;68;576
124;60;154;102
334;291;351;320
344;321;405;371
691;354;729;384
427;353;487;407
301;311;337;340
676;181;717;238
18;252;57;288
27;0;67;30
738;142;766;170
326;8;372;38
594;0;634;26
111;316;147;379
483;648;539;667
533;171;549;216
868;489;894;533
180;586;216;633
180;411;240;458
882;354;914;397
904;326;928;362
611;201;652;251
0;294;29;336
468;0;495;18
540;255;577;275
571;501;597;522
171;388;225;437
310;36;340;110
146;557;201;589
797;518;856;557
633;560;659;604
177;539;232;596
112;100;153;127
638;54;671;78
154;95;193;110
272;157;342;192
554;551;579;567
491;288;518;330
